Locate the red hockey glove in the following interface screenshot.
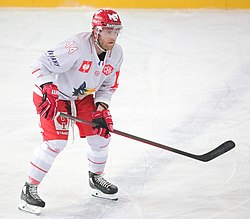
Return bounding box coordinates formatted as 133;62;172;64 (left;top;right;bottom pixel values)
92;110;113;139
37;83;59;120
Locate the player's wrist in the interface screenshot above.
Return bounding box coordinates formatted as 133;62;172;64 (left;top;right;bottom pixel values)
40;82;53;89
96;102;109;111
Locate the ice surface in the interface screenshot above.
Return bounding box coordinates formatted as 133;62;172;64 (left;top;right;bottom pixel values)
0;7;250;219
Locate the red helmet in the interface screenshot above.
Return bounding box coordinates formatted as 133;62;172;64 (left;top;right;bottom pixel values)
92;9;122;29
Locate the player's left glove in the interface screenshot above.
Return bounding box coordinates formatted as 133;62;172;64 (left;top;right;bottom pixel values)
37;83;59;120
92;110;113;139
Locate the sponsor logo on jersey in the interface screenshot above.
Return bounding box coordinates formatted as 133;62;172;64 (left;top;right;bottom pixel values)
79;60;92;73
46;50;60;67
102;64;114;76
65;41;78;54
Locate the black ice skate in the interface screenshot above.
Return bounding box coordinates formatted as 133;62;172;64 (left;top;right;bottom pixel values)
18;182;45;215
89;171;118;201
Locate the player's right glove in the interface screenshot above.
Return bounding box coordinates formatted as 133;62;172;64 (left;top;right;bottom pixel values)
37;83;59;120
92;110;113;139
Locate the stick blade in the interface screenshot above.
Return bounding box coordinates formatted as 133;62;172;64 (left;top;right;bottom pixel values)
198;140;235;162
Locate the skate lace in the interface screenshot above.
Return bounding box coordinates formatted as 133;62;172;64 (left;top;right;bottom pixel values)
29;185;41;200
95;175;112;188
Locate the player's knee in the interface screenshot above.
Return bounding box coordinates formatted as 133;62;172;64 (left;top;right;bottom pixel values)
86;135;110;151
40;140;67;157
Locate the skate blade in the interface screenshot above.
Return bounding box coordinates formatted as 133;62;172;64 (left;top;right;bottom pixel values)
18;200;42;215
91;188;118;201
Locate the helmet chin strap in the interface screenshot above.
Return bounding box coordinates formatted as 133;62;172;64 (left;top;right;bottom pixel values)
93;27;108;53
94;37;107;53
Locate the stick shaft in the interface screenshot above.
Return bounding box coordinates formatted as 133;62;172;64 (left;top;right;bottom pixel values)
59;113;235;162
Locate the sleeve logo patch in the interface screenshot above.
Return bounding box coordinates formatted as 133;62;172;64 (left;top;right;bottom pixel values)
46;50;60;67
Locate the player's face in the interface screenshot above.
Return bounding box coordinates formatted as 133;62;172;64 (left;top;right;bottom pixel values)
98;27;121;51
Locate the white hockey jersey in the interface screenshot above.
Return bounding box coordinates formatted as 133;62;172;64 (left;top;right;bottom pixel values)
32;32;123;106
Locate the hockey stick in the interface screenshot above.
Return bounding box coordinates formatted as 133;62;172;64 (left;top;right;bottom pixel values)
59;113;235;162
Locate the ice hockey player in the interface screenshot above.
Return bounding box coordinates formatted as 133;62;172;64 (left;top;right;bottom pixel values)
18;9;123;215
